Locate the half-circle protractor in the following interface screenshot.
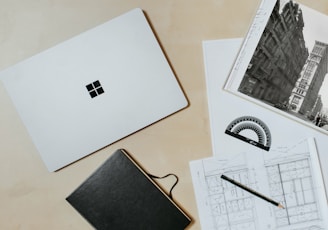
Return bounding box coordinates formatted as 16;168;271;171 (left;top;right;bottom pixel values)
225;116;271;151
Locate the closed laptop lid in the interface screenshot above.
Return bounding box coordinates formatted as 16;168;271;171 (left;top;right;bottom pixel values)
0;8;188;171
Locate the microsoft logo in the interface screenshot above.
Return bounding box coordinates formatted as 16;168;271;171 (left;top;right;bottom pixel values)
86;80;105;98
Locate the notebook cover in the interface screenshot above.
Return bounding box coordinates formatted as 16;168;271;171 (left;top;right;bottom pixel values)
66;149;191;229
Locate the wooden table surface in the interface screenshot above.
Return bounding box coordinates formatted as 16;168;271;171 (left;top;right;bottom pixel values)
1;0;327;229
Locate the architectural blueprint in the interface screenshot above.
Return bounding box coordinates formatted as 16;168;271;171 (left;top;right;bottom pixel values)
190;138;328;230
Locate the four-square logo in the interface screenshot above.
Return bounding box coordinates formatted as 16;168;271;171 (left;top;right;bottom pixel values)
86;80;104;98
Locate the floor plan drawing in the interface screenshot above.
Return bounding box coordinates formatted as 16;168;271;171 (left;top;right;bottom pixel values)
190;138;328;230
206;168;257;229
266;157;319;227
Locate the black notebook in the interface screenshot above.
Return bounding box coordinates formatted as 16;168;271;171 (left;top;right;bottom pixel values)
66;149;191;230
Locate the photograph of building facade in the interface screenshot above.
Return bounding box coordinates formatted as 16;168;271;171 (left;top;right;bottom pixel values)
238;0;309;107
289;41;328;117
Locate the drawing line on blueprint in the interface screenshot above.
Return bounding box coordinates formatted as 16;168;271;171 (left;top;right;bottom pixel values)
191;138;328;230
266;155;320;228
292;225;324;230
205;165;258;230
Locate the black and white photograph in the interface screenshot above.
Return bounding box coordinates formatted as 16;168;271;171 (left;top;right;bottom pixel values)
235;0;328;132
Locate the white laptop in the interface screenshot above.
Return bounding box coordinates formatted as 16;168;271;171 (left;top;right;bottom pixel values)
0;8;188;172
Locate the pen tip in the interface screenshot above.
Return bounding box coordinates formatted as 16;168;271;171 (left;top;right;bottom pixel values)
278;204;285;209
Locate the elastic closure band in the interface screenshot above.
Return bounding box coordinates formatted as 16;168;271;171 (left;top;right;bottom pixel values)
148;173;179;199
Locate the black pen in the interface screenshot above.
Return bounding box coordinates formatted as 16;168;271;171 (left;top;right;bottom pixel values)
221;174;284;209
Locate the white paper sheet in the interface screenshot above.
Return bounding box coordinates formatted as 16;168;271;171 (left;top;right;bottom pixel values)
203;38;328;198
193;37;328;229
190;138;328;230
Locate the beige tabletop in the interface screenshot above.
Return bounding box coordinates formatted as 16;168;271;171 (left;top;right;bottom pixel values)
1;0;327;229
